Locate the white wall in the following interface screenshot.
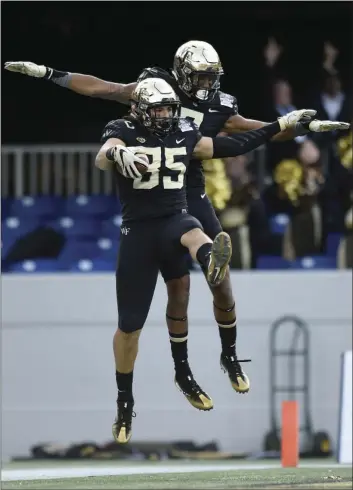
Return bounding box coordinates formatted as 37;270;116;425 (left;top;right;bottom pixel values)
1;271;352;460
338;350;352;464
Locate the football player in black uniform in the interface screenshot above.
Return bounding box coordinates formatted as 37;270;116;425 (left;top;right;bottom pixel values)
5;43;349;400
95;76;327;443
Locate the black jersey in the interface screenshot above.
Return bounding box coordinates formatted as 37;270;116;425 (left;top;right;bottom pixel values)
100;118;202;222
138;67;238;193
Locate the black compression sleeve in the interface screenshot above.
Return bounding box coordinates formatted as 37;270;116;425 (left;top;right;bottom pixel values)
212;121;281;158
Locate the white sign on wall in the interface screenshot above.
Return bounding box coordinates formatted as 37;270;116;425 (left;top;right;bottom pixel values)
337;350;352;464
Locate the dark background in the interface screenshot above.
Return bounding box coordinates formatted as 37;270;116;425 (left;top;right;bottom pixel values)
2;1;352;144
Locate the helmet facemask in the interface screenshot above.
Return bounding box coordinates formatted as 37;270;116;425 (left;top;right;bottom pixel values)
180;67;223;102
131;79;181;137
173;41;224;102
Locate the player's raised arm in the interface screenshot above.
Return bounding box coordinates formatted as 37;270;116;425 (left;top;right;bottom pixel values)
223;114;309;141
192;109;319;160
4;61;137;104
223;113;350;140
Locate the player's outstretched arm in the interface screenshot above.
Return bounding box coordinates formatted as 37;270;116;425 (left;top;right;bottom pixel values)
4;61;137;104
193;122;282;160
223;113;302;141
193;109;320;160
224;113;350;140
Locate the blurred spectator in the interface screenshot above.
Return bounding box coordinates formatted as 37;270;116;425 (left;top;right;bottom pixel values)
267;139;326;260
263;37;283;72
203;158;232;213
257;38;352;265
219;155;282;268
316;73;349;123
309;44;350;158
337;125;353;171
336;125;353;269
262;39;307;174
322;42;339;76
337;194;353;269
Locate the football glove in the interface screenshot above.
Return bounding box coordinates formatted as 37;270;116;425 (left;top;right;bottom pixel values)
4;61;47;78
308;120;350;132
110;145;149;179
278;109;317;130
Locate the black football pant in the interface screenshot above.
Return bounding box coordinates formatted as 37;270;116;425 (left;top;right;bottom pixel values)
116;213;202;333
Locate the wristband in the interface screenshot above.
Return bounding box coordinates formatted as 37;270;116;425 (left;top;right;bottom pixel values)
293;122;310;137
44;67;72;87
106;147;115;161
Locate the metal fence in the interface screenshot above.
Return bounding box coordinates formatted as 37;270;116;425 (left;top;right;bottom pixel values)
1;144;268;198
1;145;116;198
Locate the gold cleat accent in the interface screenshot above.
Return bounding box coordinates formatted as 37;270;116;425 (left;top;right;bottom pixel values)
175;378;214;411
112;401;135;444
112;422;132;444
229;373;250;394
207;232;232;287
220;355;251;394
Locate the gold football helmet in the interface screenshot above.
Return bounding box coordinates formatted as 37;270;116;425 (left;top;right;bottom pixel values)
131;78;181;136
173;40;224;102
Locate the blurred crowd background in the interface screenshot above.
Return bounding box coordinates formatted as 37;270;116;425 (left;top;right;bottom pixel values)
1;2;352;272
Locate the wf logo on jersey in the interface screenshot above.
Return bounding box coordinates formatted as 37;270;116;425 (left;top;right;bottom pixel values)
121;226;130;235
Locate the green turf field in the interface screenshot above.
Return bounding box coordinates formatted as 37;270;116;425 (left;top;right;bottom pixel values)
1;460;352;489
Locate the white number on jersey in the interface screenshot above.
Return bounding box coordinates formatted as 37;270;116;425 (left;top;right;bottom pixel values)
133;147;187;190
124;120;135;129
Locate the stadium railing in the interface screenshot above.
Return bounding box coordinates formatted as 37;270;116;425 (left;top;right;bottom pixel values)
1;144;268;198
2;145;113;198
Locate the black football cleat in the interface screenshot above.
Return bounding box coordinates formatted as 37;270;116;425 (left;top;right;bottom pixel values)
112;400;135;444
207;232;232;287
220;354;251;394
175;373;213;411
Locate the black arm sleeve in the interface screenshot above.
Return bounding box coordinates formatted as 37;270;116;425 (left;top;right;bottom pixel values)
212;121;281;158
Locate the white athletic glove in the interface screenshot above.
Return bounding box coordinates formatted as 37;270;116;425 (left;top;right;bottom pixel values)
110;145;149;179
308;120;350;132
278;109;317;130
4;61;47;78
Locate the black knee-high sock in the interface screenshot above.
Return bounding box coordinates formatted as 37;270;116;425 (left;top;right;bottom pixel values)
196;243;212;269
216;303;237;357
169;331;191;377
115;370;134;402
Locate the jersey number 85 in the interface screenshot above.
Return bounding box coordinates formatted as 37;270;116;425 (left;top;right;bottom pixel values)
133;147;187;190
